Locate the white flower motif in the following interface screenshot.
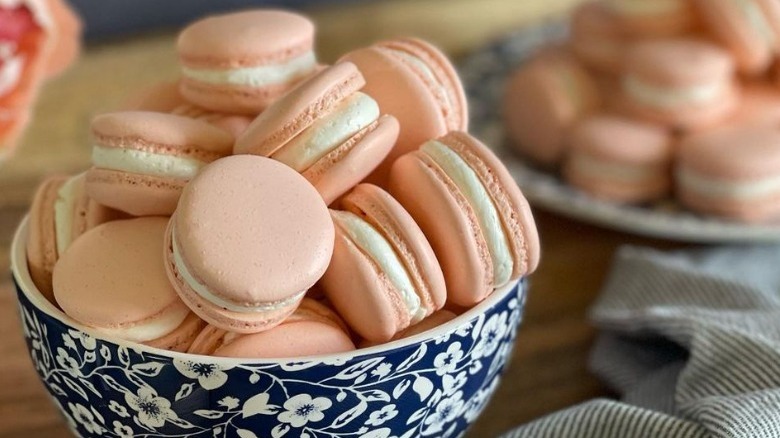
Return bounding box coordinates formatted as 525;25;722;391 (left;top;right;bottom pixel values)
471;312;508;360
56;348;82;378
112;421;133;438
433;342;464;376
218;396;240;410
360;428;396;438
421;391;465;436
124;387;179;428
462;378;499;422
69;330;97;350
365;404;398;426
442;371;467;396
371;362;392;379
68;402;104;435
277;394;332;428
108;400;129;418
173;359;233;390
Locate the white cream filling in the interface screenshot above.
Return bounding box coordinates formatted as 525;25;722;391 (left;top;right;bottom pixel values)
623;75;724;109
272;92;379;171
570;153;659;183
92;144;206;179
422;140;513;288
733;0;776;46
171;224;306;314
607;0;684;16
677;168;780;200
182;51;316;88
97;304;190;343
387;48;452;108
332;210;426;323
53;174;85;257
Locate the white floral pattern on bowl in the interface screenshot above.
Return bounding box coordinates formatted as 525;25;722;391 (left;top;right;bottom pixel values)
12;220;527;438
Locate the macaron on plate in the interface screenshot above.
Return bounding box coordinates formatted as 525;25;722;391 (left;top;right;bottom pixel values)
461;22;780;242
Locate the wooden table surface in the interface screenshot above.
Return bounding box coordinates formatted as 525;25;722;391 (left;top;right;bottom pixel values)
0;0;682;436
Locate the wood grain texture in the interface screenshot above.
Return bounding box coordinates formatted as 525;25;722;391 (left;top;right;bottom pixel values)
0;0;674;436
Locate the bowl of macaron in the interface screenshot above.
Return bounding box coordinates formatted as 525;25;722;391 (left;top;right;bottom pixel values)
11;9;541;438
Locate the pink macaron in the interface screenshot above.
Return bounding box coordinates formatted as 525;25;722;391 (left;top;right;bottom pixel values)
177;10;318;114
26;173;121;302
620;38;738;132
164;155;334;334
604;0;696;37
676;126;780;223
187;298;355;358
339;38;468;184
86;111;234;216
171;104;253;140
389;131;540;306
570;2;626;75
320;183;447;342
53;217;201;350
563;115;674;203
695;0;780;75
718;83;780;129
360;310;457;348
234;62;399;205
504;48;601;166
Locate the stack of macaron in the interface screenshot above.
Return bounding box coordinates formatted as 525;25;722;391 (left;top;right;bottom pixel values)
0;0;81;160
504;0;780;224
25;9;540;358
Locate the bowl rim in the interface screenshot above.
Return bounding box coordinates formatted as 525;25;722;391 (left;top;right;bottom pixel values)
11;216;524;365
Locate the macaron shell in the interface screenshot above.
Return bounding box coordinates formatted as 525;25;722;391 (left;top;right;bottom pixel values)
91;111;234;157
302;115;398;205
677;191;780;223
86;168;185;216
26;175;67;302
177;10;314;68
53;217;183;330
695;0;774;74
171;104;253;140
389;152;493;307
378;38;468;131
678;127;780;179
234;62;366;157
570;2;625;75
625;39;734;86
340;47;449;184
144;312;205;352
441;132;541;278
186;324;227;355
179;78;303;115
320;223;411;342
341;183;447;313
608;0;696;37
564;162;671;203
214;320;355;358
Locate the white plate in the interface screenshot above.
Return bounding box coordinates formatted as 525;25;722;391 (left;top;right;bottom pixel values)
460;22;780;243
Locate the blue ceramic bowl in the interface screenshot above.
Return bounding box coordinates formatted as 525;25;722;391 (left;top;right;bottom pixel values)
11;219;527;438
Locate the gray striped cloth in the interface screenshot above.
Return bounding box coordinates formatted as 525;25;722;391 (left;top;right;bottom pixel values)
503;245;780;438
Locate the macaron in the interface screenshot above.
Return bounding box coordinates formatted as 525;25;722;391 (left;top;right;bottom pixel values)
26;173;120;302
53;217;198;348
676;126;780;223
320;183;447;342
177;10;318;114
339;38;468;184
503;48;601;166
620;39;738;132
360;310;457;348
171;104;253;140
718;83;780;129
604;0;696;37
570;2;626;75
235;62;399;205
187;299;355;358
164;155;334;334
563;115;674;203
389;131;540;306
695;0;780;75
86;111;234;216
